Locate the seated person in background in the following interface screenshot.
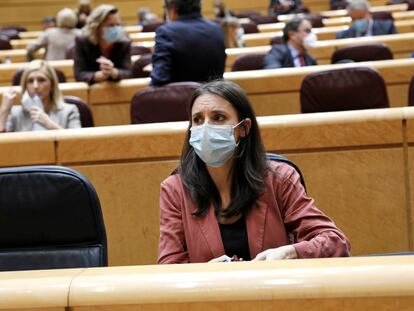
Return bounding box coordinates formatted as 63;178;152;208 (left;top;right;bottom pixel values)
263;17;317;69
76;0;92;29
27;8;81;61
74;4;132;84
336;0;397;39
213;0;234;18
158;80;351;264
137;7;159;25
41;16;57;30
221;17;245;48
150;0;226;86
0;60;81;132
269;0;307;15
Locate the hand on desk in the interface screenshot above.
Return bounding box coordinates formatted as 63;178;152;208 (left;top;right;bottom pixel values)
253;245;297;261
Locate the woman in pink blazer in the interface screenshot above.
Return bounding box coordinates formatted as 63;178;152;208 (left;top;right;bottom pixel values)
158;80;350;264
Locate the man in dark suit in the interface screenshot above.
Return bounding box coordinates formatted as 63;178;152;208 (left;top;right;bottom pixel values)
336;0;397;39
263;17;317;69
150;0;226;86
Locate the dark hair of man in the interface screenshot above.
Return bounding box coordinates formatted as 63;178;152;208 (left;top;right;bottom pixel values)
179;80;268;218
282;17;306;42
164;0;201;16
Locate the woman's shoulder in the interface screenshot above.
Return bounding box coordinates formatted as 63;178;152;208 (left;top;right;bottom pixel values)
161;172;182;188
265;159;300;184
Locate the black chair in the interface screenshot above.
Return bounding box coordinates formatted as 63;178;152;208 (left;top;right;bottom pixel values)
231;53;266;71
408;75;414;106
12;68;67;85
131;53;152;78
131;81;201;124
331;43;393;64
240;22;259;34
266;153;307;191
63;95;95;127
0;35;12;50
0;166;107;271
300;67;390;113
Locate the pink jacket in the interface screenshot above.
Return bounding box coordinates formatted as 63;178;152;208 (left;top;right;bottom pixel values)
158;161;351;263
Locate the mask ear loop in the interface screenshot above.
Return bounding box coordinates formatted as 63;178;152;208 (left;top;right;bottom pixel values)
234;119;247;158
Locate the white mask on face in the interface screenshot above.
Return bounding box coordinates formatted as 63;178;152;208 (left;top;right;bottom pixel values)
189;120;244;167
303;32;317;50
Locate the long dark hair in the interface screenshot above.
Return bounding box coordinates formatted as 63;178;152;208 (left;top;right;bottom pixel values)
180;80;267;218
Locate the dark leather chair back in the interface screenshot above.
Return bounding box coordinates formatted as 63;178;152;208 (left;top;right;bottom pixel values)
130;44;151;56
300;67;389;113
409;75;414;106
331;43;393;63
12;68;67;85
371;11;394;20
270;36;284;45
1;25;27;33
250;15;279;24
240;22;259;34
0;29;20;40
0;35;12;50
131;82;201;124
231;53;265;71
131;53;152;78
142;22;164;32
0;166;107;271
63;95;94;127
305;14;325;28
235;11;261;18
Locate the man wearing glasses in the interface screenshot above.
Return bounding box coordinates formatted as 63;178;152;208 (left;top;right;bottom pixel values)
263;17;317;69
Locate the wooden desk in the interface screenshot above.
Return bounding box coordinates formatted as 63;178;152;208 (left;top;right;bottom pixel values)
0;60;75;86
1;107;413;265
0;82;89;104
3;257;413;310
246;20;414;46
226;33;414;69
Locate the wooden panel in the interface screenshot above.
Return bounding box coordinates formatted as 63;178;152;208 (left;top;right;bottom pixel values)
68;257;414;309
70;161;177;266
0;131;56;167
0;268;82;310
286;149;408;255
0;60;74;86
69;297;414;311
405;108;414;248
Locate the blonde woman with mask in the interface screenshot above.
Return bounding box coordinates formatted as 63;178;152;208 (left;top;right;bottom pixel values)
74;4;132;84
0;60;81;132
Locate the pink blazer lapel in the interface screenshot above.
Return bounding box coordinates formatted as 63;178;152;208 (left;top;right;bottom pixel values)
195;206;225;259
246;200;268;259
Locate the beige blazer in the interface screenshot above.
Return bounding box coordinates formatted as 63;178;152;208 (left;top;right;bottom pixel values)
6;102;81;132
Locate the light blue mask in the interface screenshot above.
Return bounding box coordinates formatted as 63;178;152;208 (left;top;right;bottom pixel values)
102;26;123;43
352;19;368;33
189;120;243;167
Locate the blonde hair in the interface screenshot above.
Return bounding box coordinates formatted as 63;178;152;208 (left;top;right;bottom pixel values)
83;4;117;44
20;60;64;110
221;17;240;48
57;8;78;29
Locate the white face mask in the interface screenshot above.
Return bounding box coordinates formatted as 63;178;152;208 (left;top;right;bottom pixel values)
189;120;244;167
303;32;317;50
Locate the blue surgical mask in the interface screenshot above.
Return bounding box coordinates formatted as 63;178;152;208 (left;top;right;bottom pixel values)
189;120;244;167
102;26;123;43
352;19;368;33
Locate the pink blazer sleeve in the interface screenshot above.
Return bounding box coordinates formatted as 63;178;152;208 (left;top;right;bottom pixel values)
278;165;351;258
158;177;189;264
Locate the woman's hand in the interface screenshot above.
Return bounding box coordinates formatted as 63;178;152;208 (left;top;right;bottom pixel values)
96;57;119;80
1;88;18;112
253;245;298;261
0;88;18;132
208;255;232;263
29;107;61;130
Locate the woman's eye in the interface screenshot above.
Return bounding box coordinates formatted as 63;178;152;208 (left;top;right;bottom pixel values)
214;114;225;121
